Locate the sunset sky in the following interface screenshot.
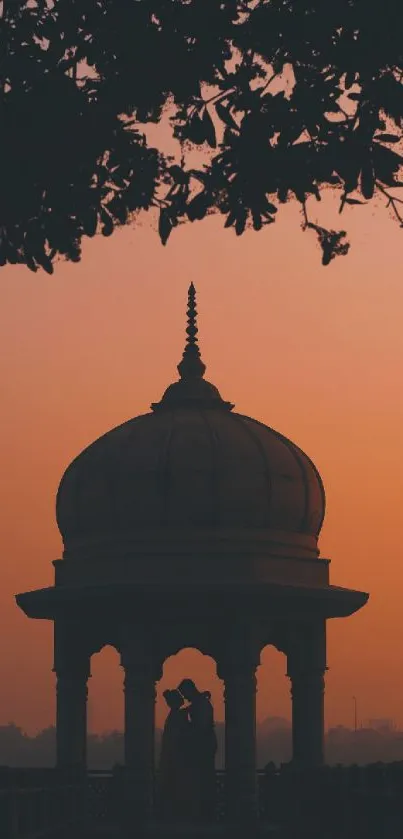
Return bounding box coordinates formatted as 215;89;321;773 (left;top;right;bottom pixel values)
0;192;402;737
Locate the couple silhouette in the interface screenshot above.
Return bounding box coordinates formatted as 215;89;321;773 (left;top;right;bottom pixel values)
158;678;217;824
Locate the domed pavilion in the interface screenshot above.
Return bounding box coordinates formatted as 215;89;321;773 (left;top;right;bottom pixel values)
16;284;368;828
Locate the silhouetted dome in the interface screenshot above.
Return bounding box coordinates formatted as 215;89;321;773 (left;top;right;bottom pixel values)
56;285;325;560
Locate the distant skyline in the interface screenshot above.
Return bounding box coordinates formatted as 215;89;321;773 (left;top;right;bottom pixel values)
2;717;403;770
0;192;402;734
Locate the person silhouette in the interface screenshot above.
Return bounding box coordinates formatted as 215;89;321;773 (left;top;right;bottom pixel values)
177;679;217;822
158;688;194;823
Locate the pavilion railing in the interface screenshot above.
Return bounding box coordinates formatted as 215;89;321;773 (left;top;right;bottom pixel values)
86;763;403;837
257;763;403;838
0;768;85;839
1;762;403;837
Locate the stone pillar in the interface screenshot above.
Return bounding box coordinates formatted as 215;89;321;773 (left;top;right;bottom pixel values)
218;633;260;826
54;622;90;772
120;635;157;826
287;620;327;767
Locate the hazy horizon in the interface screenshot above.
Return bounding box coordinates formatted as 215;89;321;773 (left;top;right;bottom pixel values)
2;716;403;771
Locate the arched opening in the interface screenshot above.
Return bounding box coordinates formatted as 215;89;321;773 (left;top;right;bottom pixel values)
87;644;123;769
256;645;292;768
156;647;224;768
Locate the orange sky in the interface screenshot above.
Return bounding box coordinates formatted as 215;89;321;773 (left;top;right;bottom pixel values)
0;193;402;736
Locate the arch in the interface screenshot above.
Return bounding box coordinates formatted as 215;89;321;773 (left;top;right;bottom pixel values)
156;647;224;768
87;644;123;769
256;644;292;768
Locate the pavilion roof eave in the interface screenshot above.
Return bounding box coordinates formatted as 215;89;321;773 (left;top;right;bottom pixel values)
15;581;369;622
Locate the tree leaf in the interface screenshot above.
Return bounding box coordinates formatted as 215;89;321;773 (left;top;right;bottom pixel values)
345;71;356;90
224;211;236;229
107;196;128;224
25;256;38;273
168;165;188;184
235;208;248;236
34;249;54;274
277;187;289;203
82;209;98;237
185;111;208;145
159;209;173;245
202;107;217;148
360;161;375;200
215;101;239;132
186;192;210;222
100;210;114;236
374;134;401;143
345;197;366;205
252;210;262;231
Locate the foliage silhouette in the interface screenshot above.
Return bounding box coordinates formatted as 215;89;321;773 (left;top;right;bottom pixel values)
2;0;403;271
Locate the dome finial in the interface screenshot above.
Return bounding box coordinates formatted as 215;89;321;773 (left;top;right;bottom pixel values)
177;283;206;379
151;283;234;411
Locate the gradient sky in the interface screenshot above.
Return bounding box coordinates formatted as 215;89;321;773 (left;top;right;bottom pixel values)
0;193;402;736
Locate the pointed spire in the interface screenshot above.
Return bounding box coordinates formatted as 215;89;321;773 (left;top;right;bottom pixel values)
151;283;234;412
177;283;206;380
